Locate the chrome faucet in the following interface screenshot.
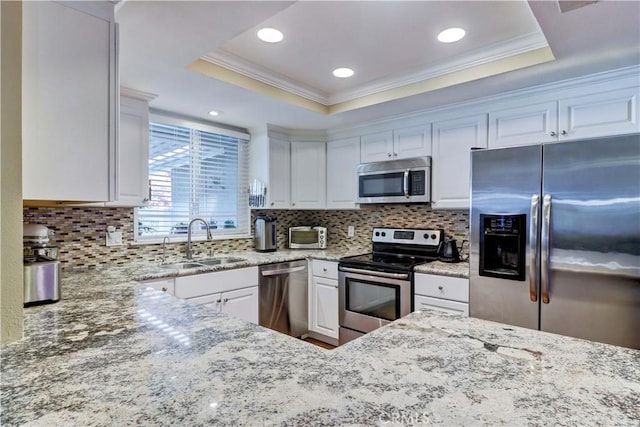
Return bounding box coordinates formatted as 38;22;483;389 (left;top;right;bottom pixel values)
185;218;212;260
160;236;170;264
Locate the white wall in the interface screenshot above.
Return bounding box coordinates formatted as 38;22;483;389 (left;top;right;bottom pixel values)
1;1;24;345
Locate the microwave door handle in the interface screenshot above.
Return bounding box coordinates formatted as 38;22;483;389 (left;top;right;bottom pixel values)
403;170;410;198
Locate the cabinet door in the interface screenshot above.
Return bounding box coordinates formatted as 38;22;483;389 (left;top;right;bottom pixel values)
559;87;640;140
268;138;291;208
107;95;150;207
22;1;116;201
488;101;558;148
290;141;326;209
138;278;175;295
326;137;360;209
432;114;488;210
414;295;469;316
393;125;431;159
360;131;394;163
414;274;469;303
221;286;259;324
309;276;339;339
187;293;222;311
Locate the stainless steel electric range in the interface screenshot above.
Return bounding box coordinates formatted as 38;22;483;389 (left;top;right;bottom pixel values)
338;227;444;345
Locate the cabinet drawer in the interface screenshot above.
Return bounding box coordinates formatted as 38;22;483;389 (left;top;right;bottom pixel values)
311;259;338;279
414;295;469;317
414;274;469;302
175;267;258;299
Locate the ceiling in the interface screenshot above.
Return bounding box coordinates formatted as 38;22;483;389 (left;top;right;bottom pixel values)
116;1;640;134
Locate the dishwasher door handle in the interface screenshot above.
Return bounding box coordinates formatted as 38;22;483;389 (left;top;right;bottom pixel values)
260;265;306;277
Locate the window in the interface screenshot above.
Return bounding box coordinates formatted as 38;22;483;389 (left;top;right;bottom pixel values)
135;115;250;242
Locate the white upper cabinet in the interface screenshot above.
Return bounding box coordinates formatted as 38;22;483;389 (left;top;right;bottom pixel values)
489;86;639;148
267;138;291;209
291;141;326;209
393;124;432;159
431;113;488;210
360;125;431;163
360;131;393;162
488;101;558;148
107;92;152;207
22;1;117;202
326;137;360;209
559;87;639;140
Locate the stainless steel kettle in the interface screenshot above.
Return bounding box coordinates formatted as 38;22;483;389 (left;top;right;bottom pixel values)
254;214;277;252
438;238;466;263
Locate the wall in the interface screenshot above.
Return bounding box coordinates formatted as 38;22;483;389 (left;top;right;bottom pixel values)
1;1;24;346
23;205;468;270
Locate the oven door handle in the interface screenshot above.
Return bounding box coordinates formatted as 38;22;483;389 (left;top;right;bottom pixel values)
339;266;410;280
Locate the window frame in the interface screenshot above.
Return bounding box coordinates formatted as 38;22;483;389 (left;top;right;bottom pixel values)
134;113;251;244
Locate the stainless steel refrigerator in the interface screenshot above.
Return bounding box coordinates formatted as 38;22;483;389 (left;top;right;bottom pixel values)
469;134;640;349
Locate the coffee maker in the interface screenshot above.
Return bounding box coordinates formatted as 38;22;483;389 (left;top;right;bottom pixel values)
254;214;277;252
23;224;61;306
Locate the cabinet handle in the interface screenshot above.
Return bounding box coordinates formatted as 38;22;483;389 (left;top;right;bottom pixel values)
393;152;398;157
438;286;443;291
161;287;167;292
561;130;568;136
387;153;392;158
550;131;557;137
216;299;222;304
334;284;339;288
270;202;274;206
323;268;327;272
223;298;229;303
292;203;295;206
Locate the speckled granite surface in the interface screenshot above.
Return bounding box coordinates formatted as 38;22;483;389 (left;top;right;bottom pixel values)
1;265;638;426
414;260;469;278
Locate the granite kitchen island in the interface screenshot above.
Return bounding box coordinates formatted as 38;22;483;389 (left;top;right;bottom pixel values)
1;266;638;426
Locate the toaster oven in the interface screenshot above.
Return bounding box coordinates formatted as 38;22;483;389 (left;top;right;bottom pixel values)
289;226;327;249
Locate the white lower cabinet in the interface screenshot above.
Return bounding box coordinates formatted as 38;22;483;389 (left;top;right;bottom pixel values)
414;273;469;317
174;267;259;324
138;277;175;295
308;260;339;341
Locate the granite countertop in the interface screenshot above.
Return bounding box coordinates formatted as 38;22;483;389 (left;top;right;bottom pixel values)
127;248;469;282
1;267;638;426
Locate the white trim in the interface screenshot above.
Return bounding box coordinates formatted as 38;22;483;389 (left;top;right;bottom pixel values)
202;32;548;107
149;111;250;140
130;233;253;246
120;86;157;102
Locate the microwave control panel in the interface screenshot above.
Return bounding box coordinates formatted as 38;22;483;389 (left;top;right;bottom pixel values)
410;170;426;195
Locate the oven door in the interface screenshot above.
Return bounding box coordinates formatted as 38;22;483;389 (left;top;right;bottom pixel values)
338;266;412;343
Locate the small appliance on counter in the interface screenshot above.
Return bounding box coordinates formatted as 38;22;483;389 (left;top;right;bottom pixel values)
23;224;61;306
289;226;327;249
254;214;277;252
438;238;467;263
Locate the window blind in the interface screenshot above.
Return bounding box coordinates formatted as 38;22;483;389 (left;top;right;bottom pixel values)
136;121;250;241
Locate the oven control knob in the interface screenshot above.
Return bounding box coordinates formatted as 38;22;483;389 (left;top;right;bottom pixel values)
381;232;386;237
423;233;428;239
375;231;380;237
431;234;437;240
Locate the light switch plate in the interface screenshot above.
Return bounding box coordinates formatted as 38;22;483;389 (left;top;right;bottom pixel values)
106;231;123;246
347;225;355;237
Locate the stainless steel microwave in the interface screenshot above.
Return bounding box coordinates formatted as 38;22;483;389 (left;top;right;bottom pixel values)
356;156;431;204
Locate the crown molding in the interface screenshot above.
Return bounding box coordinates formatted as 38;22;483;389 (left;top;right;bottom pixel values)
328;31;549;104
120;86;157;102
201;31;548;108
201;50;330;105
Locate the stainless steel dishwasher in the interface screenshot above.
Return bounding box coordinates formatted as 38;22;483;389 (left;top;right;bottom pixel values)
259;260;308;338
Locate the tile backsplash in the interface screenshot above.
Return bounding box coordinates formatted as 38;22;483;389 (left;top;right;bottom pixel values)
23;205;468;270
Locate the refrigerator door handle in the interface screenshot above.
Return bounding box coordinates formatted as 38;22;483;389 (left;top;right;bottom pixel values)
541;194;552;304
529;194;540;302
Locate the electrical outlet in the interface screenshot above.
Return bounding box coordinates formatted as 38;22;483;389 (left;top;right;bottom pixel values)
106;231;123;246
347;225;355;237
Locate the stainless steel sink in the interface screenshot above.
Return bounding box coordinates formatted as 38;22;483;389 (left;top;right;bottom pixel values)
158;262;204;270
196;257;246;265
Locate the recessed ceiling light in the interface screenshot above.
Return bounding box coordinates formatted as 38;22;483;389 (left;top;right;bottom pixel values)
333;67;354;78
257;28;284;43
437;27;466;43
208;110;220;116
